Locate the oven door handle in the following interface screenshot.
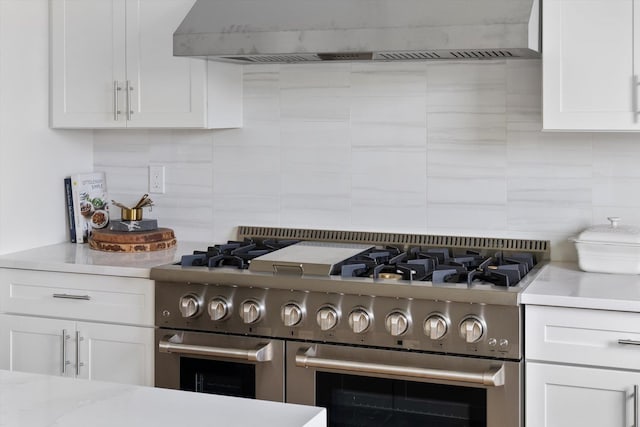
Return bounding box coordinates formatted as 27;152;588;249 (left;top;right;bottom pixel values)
295;347;505;387
159;336;274;362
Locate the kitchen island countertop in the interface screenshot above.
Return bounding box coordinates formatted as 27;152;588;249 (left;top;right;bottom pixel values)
0;241;207;278
0;369;326;427
522;262;640;311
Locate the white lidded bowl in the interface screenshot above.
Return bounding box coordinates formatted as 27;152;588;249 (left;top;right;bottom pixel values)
571;217;640;274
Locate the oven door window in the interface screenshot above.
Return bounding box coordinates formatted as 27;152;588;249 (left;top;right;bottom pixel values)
180;357;256;398
316;372;487;427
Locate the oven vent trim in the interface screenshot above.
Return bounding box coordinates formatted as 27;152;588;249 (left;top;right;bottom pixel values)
237;226;550;259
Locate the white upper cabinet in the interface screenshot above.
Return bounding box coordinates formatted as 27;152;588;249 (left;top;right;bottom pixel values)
543;0;640;130
50;0;242;129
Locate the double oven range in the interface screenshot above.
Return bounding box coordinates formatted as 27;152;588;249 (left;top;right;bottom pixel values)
151;226;549;427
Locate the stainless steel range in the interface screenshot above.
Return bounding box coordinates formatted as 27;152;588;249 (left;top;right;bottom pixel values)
151;226;549;427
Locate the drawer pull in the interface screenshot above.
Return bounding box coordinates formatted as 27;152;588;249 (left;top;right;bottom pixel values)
618;339;640;346
53;293;91;301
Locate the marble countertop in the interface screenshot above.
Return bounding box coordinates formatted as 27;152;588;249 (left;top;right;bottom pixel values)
0;241;207;278
522;262;640;311
6;244;640;312
0;370;326;427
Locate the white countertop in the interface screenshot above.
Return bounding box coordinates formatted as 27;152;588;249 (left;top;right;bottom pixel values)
0;370;326;427
0;241;207;278
6;244;640;312
522;262;640;311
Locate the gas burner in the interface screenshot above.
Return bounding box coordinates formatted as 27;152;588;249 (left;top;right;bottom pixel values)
338;245;537;287
465;252;536;287
172;229;543;291
180;238;300;269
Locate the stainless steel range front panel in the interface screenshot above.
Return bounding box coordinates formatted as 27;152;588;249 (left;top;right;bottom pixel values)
155;281;522;360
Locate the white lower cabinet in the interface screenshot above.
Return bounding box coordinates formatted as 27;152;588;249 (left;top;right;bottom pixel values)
0;268;155;387
77;321;153;384
526;305;640;427
0;315;74;377
526;362;640;427
0;314;154;386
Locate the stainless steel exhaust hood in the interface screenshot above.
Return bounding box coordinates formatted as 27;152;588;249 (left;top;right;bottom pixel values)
174;0;540;64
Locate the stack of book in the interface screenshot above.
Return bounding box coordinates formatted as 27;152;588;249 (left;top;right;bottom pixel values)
64;172;110;243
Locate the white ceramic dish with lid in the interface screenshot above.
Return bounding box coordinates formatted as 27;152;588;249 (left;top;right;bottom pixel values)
571;217;640;274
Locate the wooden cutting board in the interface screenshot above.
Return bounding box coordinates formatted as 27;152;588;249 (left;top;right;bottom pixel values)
89;228;176;252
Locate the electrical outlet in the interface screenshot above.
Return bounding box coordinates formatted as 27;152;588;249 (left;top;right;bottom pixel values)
149;165;165;194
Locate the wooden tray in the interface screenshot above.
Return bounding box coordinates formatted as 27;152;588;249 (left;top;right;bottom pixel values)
89;227;176;252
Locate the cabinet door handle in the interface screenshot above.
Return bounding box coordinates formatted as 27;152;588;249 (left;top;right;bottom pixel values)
75;331;84;376
61;329;71;375
634;75;640;124
53;293;91;301
635;385;639;427
618;339;640;346
126;80;133;121
113;81;122;121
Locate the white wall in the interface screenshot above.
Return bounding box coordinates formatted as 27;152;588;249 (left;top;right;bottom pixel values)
0;0;93;254
94;59;639;261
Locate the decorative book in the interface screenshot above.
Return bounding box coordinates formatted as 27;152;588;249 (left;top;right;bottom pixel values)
64;177;76;243
68;172;110;244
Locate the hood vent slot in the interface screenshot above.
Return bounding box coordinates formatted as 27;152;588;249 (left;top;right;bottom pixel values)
317;52;374;61
378;52;443;60
449;50;516;59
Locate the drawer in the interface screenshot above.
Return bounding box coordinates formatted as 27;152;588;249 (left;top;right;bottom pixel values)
0;269;153;326
526;305;640;370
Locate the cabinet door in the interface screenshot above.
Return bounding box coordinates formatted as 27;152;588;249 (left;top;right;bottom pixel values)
76;321;154;386
526;362;640;427
50;0;127;128
0;314;76;377
543;0;640;130
124;0;208;128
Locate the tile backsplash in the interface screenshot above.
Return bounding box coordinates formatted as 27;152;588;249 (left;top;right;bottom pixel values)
94;59;638;261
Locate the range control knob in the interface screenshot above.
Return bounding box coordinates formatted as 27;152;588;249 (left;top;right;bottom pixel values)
208;297;230;321
348;308;371;334
459;316;485;344
178;294;201;318
424;314;449;340
316;306;339;331
385;312;409;336
281;303;303;327
240;300;262;324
